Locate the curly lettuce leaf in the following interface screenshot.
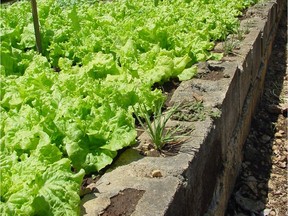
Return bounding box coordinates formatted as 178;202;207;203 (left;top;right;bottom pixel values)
0;0;259;215
0;145;84;216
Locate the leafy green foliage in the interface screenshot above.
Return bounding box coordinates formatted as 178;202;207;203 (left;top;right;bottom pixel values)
0;0;258;214
0;144;85;215
172;101;223;121
172;101;207;122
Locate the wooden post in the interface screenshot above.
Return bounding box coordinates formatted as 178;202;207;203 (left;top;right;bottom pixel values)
31;0;42;54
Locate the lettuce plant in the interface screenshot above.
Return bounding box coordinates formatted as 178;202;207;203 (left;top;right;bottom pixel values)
0;0;259;214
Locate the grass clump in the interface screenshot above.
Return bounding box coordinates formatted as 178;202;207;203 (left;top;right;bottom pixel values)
133;101;179;150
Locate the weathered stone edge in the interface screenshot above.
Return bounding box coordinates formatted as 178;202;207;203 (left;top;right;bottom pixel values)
80;1;286;215
166;0;286;215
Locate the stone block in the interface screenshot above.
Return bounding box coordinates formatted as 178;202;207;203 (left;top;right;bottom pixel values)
239;88;254;148
266;2;277;37
220;66;241;146
250;29;263;83
238;48;253;112
261;15;269;57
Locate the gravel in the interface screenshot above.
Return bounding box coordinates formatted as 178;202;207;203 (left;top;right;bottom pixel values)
225;8;287;216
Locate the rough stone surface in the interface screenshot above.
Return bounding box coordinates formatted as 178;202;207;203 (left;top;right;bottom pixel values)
80;1;285;215
226;7;287;215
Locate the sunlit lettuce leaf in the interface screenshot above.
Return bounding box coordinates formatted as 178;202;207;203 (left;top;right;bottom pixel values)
0;0;259;214
0;146;84;216
177;66;198;81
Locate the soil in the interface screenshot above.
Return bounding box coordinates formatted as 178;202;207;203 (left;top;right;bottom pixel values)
195;62;226;81
225;8;287;216
100;188;145;216
81;5;287;216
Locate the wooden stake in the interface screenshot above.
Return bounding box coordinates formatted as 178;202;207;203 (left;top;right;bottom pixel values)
31;0;42;54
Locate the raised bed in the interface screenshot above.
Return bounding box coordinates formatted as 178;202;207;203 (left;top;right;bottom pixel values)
81;0;286;215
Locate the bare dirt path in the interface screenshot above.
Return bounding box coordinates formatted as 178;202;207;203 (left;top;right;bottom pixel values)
225;7;287;216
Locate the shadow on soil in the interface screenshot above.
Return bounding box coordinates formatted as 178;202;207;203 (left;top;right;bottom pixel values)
225;8;287;216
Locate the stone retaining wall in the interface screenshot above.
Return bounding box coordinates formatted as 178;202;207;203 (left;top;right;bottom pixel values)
81;1;286;215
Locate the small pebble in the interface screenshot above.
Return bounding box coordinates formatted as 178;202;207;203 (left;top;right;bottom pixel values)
267;181;275;190
261;134;271;143
278;162;286;168
146;149;160;157
275;132;283;138
275;139;282;144
152;170;162;178
263;208;271;215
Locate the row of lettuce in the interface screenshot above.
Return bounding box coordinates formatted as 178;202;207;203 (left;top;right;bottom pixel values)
0;0;258;215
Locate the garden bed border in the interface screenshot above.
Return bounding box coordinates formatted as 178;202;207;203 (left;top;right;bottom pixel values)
81;1;286;215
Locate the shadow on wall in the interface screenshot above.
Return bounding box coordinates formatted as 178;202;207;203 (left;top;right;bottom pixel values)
225;7;287;216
